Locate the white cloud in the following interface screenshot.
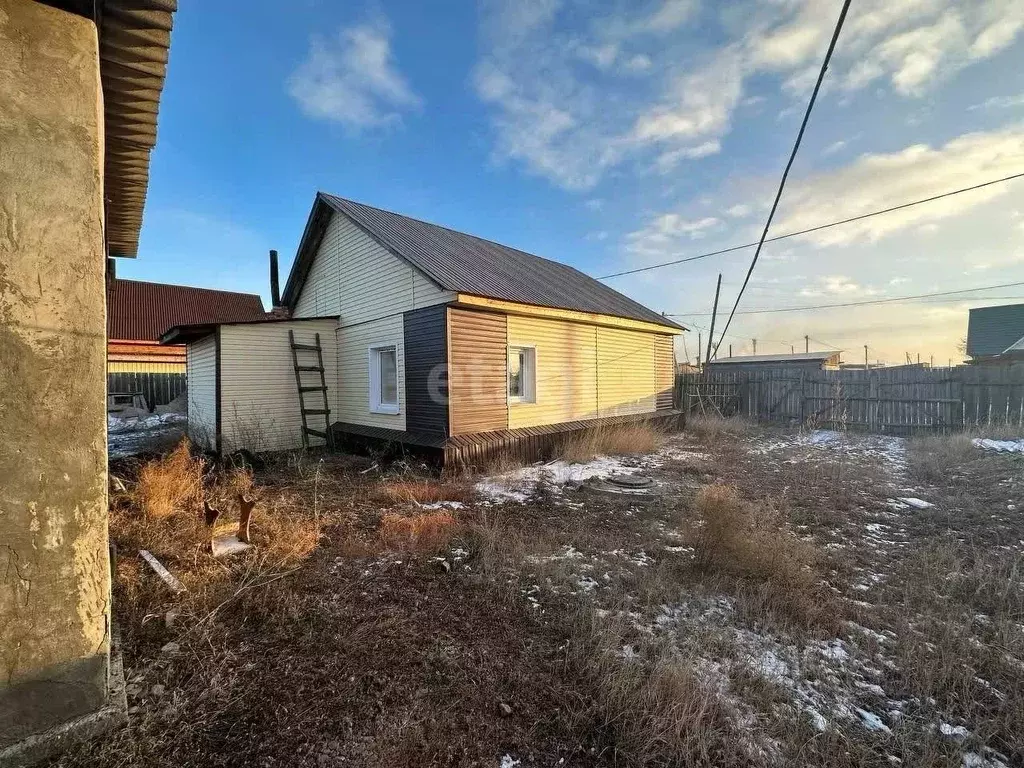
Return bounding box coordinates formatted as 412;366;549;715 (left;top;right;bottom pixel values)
775;127;1024;246
726;204;751;218
288;19;421;129
623;54;654;73
822;140;847;156
654;140;722;172
625;213;721;255
969;93;1024;111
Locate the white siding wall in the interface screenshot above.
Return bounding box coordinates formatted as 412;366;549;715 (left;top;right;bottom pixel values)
219;319;340;453
292;211;452;429
293;212;453;321
336;314;406;430
186;335;217;449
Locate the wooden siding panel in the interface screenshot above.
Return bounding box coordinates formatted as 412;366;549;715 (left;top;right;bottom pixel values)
186;335;217;449
404;305;449;435
293;212;454;323
448;308;507;435
655;334;675;410
597;327;657;416
219;319;340;452
506;315;598;428
336;314;407;431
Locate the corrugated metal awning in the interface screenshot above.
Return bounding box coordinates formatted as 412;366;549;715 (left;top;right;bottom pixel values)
41;0;177;258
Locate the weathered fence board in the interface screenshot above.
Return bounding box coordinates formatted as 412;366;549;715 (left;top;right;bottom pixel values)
676;363;1024;434
108;371;186;411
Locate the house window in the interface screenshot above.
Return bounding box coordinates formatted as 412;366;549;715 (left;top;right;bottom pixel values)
369;344;399;414
508;346;536;403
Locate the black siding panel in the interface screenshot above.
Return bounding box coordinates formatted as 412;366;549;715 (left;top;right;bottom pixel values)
404;305;449;435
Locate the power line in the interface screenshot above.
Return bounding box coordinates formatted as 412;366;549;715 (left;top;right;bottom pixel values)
668;280;1024;316
714;0;849;356
596;170;1024;281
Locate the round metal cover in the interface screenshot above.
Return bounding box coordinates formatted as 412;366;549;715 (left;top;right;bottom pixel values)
606;474;654;489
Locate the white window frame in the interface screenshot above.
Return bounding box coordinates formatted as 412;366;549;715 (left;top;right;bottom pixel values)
368;342;400;415
507;345;536;404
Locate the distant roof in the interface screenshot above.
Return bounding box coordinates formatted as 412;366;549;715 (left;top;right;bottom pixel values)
282;193;684;331
108;279;266;341
709;351;842;365
967;303;1024;358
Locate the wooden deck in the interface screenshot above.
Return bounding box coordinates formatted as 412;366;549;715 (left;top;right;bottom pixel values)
331;410;683;468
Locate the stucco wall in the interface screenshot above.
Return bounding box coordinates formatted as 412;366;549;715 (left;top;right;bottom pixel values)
0;0;110;746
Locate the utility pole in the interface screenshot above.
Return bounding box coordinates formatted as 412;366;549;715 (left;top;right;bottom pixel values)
729;344;733;358
805;335;809;353
705;273;722;367
917;352;920;365
697;332;702;367
864;344;869;370
790;344;795;354
752;338;757;355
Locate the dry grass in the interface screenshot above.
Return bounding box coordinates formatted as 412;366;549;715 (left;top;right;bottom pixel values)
568;613;753;767
908;433;978;483
132;439;205;519
686;414;756;444
375;479;472;505
686;484;833;629
379;511;459;552
559;423;665;463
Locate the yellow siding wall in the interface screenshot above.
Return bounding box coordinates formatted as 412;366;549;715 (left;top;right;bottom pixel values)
219;319;340;452
654;334;675;410
108;361;186;374
596;327;657;416
506;315;598;428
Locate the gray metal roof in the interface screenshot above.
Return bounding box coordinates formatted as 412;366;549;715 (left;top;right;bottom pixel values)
709;351;841;365
282;193;683;331
967;303;1024;358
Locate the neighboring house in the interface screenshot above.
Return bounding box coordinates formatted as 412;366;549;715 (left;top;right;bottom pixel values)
706;351;842;372
164;193;684;463
966;303;1024;365
2;0;176;759
107;278;266;408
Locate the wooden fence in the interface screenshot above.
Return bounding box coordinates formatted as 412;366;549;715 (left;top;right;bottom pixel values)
675;364;1024;434
108;371;186;411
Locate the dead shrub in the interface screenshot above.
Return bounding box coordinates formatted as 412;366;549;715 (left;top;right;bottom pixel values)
375;479;471;505
687;414;755;444
686;484;831;629
379;511;459;552
908;433;978;484
559;423;665;463
132;439;204;519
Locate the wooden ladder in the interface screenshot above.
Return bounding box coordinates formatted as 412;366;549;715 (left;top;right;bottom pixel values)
289;330;334;450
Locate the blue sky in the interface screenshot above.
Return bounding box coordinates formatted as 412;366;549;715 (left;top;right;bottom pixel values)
121;0;1024;364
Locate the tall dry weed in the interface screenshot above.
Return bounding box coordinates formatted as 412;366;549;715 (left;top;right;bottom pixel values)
132;439;205;520
379;511;459;552
559;423;665;463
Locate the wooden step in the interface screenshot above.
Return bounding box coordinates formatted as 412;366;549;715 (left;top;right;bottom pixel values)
295;365;324;372
299;386;327;393
291;343;321;352
302;408;329;415
304;427;328;439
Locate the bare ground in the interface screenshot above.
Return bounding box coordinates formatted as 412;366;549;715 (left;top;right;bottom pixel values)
49;425;1024;768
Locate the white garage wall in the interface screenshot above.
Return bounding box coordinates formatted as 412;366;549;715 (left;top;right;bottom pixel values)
186;335;217;449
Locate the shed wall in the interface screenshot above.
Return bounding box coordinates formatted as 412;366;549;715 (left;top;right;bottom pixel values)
186;335;217;449
655;335;675;410
219;319;340;452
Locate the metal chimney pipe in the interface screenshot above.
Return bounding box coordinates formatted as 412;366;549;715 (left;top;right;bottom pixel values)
269;249;281;307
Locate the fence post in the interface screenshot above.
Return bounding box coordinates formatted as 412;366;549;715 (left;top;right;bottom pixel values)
868;371;878;432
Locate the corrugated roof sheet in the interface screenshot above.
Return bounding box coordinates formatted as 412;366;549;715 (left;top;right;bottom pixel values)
43;0;177;257
283;193;683;330
108;279;266;341
710;351;841;365
967;303;1024;358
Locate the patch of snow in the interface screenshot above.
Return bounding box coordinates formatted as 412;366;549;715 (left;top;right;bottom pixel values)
938;723;970;741
897;497;934;509
418;500;465;510
973;438;1024;453
500;756;521;768
855;708;890;732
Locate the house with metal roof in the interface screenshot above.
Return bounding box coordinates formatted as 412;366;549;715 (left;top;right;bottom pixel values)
107;279;265;409
163;193;684;464
706;350;843;372
966;303;1024;365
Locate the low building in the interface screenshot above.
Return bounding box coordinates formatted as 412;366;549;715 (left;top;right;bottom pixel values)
107;278;266;408
164;192;685;465
966;303;1024;365
706;350;842;372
